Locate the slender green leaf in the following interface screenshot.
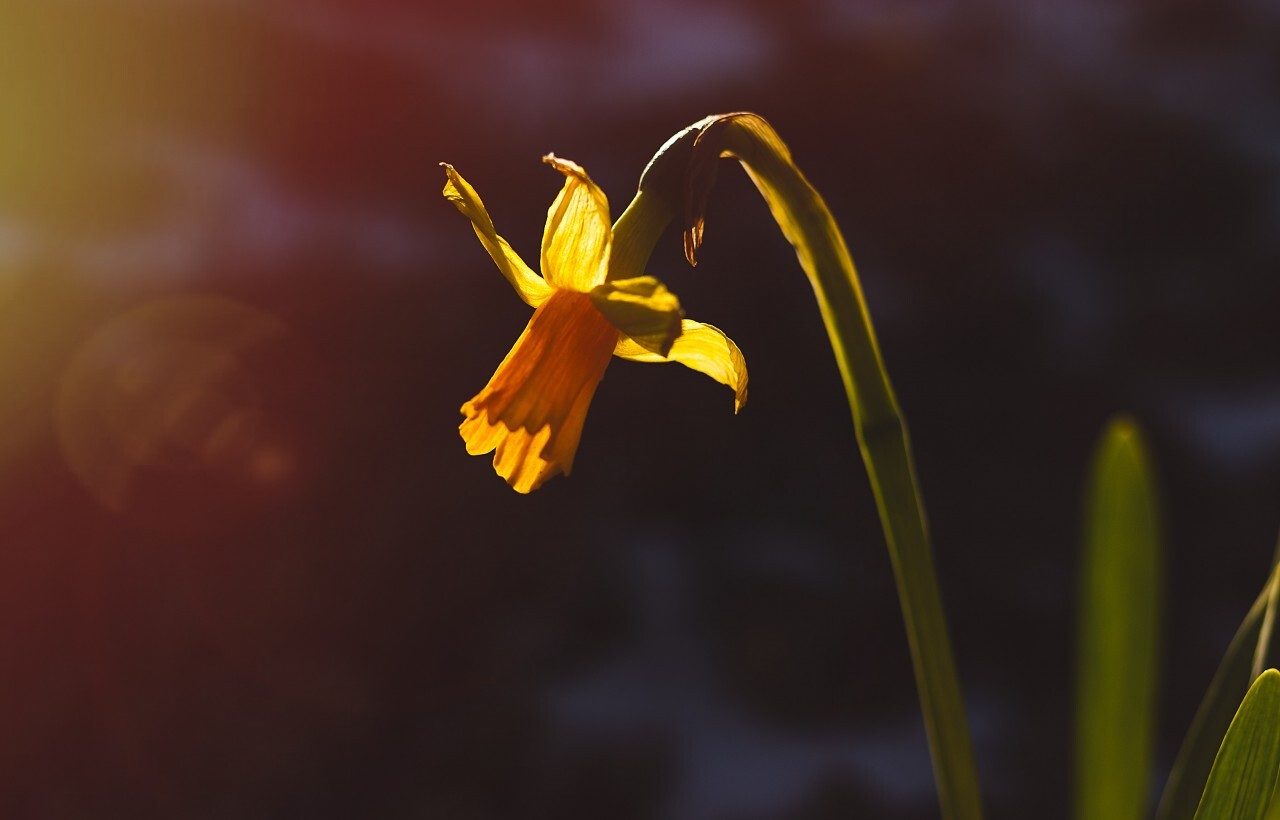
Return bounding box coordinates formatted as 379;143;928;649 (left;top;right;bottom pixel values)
1268;776;1280;820
1192;668;1280;820
1074;417;1162;820
1253;563;1280;681
1158;560;1280;820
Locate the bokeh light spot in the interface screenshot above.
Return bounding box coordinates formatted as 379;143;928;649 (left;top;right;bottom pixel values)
57;295;322;533
246;442;294;487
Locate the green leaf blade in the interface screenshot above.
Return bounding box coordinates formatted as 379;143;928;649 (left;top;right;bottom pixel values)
1074;417;1162;820
1158;561;1280;820
1193;669;1280;820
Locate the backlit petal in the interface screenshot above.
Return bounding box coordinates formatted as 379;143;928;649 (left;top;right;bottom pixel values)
541;155;611;293
588;276;683;357
442;163;554;308
460;289;619;492
614;319;748;412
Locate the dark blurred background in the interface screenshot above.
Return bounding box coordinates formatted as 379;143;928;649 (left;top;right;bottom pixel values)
2;0;1279;817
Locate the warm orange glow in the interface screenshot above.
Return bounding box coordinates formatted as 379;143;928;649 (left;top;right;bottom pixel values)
246;443;294;487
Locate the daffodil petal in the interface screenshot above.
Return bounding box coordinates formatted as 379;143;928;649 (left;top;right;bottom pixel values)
541;154;611;293
614;319;748;412
441;163;553;308
460;289;619;493
588;275;684;358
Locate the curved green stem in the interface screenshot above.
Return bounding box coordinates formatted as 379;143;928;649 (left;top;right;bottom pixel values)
620;114;983;820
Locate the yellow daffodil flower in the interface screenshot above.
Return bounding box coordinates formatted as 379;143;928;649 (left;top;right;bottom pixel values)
442;155;747;493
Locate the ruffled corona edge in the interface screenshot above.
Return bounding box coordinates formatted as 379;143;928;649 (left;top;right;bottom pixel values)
460;290;619;493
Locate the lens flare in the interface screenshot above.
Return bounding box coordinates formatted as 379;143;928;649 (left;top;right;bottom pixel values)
57;296;315;533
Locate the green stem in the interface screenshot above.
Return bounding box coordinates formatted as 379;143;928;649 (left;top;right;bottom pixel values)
616;115;984;819
687;115;983;820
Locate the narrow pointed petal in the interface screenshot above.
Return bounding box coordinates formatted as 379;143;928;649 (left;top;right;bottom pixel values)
441;163;554;308
588;276;683;357
614;319;748;412
460;290;619;492
541;154;611;292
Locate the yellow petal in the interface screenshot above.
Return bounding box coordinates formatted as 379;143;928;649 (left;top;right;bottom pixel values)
459;289;619;492
614;319;748;412
441;163;554;308
588;275;683;358
540;154;611;293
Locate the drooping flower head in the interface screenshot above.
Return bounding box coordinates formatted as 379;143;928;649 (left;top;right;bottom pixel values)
442;155;747;492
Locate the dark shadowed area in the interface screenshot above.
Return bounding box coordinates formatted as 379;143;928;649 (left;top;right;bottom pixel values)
2;0;1279;817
